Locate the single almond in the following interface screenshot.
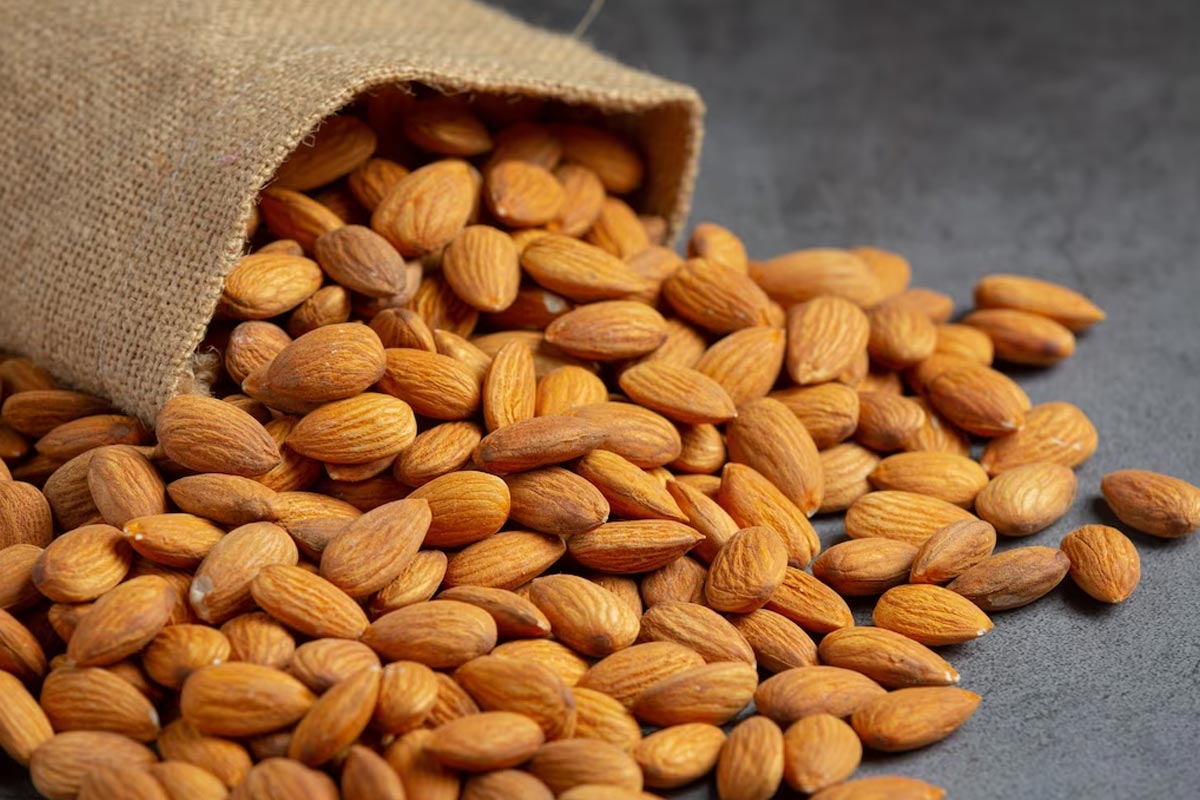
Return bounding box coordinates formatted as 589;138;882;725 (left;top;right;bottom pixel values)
473;415;606;474
818;626;959;687
727;608;818;674
67;575;175;667
855;392;926;453
845;490;977;547
289;639;380;694
29;731;156;800
39;666;160;741
443;530;566;590
909;518;997;584
122;513;225;569
371;159;476;257
974;462;1077;537
947;546;1071;610
33;524;132;603
274;115;376;191
663;258;774;333
618;362;737;425
766;567;855;634
749;249;883;307
705;526;789;612
287;666;381;766
384;728;461;800
0;671;53;766
726;397;823;516
818;443;881;514
569;687;641;751
219;611;295;669
981;401;1098;475
265;323;386;404
156;718;252;788
811;538;919;596
520;234;647;302
527;737;644;795
715;716;784;800
504;466;609;536
688;222;748;272
319;498;431;596
377;349;481;421
363;600;497;668
394;421;482;487
1101;469;1200;538
719;463;818;566
180;662;314;737
634;722;726;789
962;308;1076;365
250;564;368;640
341;744;408;800
189;522;298;624
632;661;757;727
782;713;862;794
696;326;786;406
575;450;687;522
585;196;649;259
754;666;886;724
443;225;522;313
869;451;989;508
220;250;324;319
527;575;639;658
851;686;981;752
453;654;575;740
770;383;860;449
874;583;994;645
638;600;755;666
491;638;590;688
1059;524;1141;603
156;395;280;477
935;322;995;364
1;390;112;438
35;414;150;461
867;304;937;369
566;401;683;469
974;273;1106;331
406;272;480;337
926;364;1030;437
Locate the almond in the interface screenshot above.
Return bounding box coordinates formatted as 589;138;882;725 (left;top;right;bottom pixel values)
319;497;431;596
719;463;818;566
220;250;324;319
974;462;1076;537
363;600;497;667
617;363;737;425
520;234;647;302
122;513;225;569
311;225;407;299
575;449;687;522
384;729;461;800
947;546;1071;610
695;326;786;405
813;776;946;800
373;659;438;734
567;520;701;574
408;471;509;548
934;322;995;364
553;123;644;194
156;718;252;788
287;666;381;766
716;716;784;800
771;383;860;448
371;159;475;257
974;273;1106;331
250;564;368;639
29;731;156;800
766;567;854;634
962;308;1076;365
341;744;407;800
454;655;575;739
705;526;789;612
1101;469;1200;538
527;737;644;795
441;225;522;313
491;639;590;688
845;490;977;546
231;757;339;799
781;713;862;794
86;445;166;527
443;530;565;590
688;222;748;273
427;710;545;772
265;323;386;404
873;583;994;645
274;115;376;190
33;523;132;603
535;366;608;417
528;574;639;657
909;518;997;584
749;249;883;307
488;121;562;170
927;364;1030;437
0;544;41;610
981;401;1098;475
67;575;175;666
289;639;380;694
634;722;726;789
220;611;295;668
631;661;757;726
867;304;937;369
378;348;482;420
549;163;605;237
566;401;683;469
667;478;739;562
0;672;57;764
672;422;727;474
36;414;150;461
504;466;609;536
818;626;959;687
855;392;926;452
854;246;911;296
638;601;753;666
585;197;649;259
369;549;448;615
190;522;298;624
0;610;47;681
818;443;881;514
1;390;112;437
285;392;417;465
811;538;919;596
726;397;823;516
852;686;980;751
569;687;641;751
39;665;160;741
473;415;606;474
903;397;971;457
1059;524;1141;603
141;624;231;689
406;272;480;336
156;395;281;477
754;666;886;724
394;421;482;487
664;258;774;332
869;451;989;508
578;642;706;707
180;662;313;737
727;608;818;674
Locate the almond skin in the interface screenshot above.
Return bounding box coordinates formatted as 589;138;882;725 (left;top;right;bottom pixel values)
695;326;787;406
962;308;1076;366
39;666;161;741
67;575;176;666
934;322;995;364
754;666;886;724
319;498;431;596
947;546;1071;610
180;662;314;737
770;383;860;449
486;160;564;228
728;608;818;673
427;710;545;772
528;575;639;658
377;349;481;421
926;364;1030;437
443;530;565;590
910;518;997;584
569;687;641;751
567;519;702;574
394;421;482;487
265;323;386;404
290;639;381;694
577;641;704;708
726;397;823;517
189;522;299;624
504;467;610;536
409;471;510;548
845;491;977;547
634;722;726;789
618;362;737;424
1059;524;1141;603
705;526;789;612
851;686;981;752
817;626;959;687
220;250;325;319
981;401;1098;475
785;296;870;385
811;538;919;596
719;463;817;567
363;600;497;668
716;716;784;800
766;567;854;634
638;600;755;666
453;655;575;740
371;159;475;257
473;416;606;475
868;304;937;369
782;713;862;794
874;583;994;645
312;224;407;297
1101;469;1200;538
818;444;881;514
274;115;376;190
545;301;667;361
373;660;438;735
250;564;368;640
520;233;647;302
575;449;687;522
33;524;132;603
631;661;758;727
749;248;883;307
527;737;644;795
0;671;54;766
869;451;990;508
288;666;382;766
974;273;1106;331
855;392;926;453
663;257;774;333
974;462;1077;537
155;395;281;477
29;731;156;800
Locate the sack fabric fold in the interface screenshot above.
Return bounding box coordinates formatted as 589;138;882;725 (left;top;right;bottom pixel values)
0;0;703;421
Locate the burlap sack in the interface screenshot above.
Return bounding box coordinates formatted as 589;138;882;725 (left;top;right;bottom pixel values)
0;0;703;422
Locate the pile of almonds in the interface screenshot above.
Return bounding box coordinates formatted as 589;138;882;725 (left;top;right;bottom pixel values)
2;84;1200;800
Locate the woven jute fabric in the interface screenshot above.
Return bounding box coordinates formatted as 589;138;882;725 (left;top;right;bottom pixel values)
0;0;703;422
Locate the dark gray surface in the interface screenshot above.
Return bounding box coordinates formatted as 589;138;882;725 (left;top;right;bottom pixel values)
5;1;1199;797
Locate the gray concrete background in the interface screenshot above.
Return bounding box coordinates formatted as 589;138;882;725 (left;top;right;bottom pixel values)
4;1;1199;797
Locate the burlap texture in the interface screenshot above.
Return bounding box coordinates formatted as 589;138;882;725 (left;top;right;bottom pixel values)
0;0;703;422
